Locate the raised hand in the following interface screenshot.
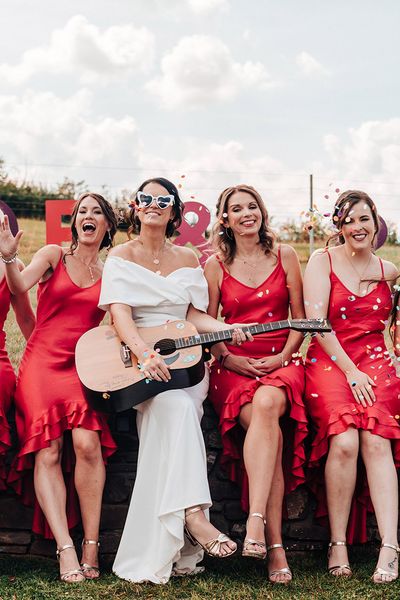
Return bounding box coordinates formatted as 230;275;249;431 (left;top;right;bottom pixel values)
0;211;23;260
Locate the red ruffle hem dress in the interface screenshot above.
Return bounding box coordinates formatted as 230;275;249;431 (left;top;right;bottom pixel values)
208;250;308;511
8;256;116;538
0;276;15;489
305;251;400;543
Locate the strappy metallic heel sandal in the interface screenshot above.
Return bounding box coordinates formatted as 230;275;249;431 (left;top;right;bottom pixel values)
242;512;267;560
267;544;292;584
80;539;101;579
372;542;400;584
327;541;352;577
56;544;85;583
184;506;237;558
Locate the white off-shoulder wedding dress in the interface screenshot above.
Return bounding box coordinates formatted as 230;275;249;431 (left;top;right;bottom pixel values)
99;256;211;584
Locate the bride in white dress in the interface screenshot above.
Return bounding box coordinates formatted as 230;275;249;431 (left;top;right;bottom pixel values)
99;177;249;584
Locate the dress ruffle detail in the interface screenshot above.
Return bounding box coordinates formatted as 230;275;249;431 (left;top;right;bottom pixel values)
8;401;116;538
216;363;308;512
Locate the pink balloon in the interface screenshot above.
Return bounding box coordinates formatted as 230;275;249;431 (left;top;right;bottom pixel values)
375;216;388;250
0;200;18;236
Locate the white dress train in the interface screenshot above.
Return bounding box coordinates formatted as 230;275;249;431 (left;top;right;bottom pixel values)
99;257;212;584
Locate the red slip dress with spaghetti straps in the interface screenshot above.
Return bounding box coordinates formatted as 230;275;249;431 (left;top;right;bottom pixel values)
8;254;117;538
305;250;400;543
0;276;15;489
208;246;308;511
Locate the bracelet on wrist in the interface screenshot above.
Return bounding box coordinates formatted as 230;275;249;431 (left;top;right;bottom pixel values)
219;352;230;368
0;251;18;264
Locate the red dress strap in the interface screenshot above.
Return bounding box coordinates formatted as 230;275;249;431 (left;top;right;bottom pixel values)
216;254;230;275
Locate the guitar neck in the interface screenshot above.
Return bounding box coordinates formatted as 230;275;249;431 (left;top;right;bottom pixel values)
174;320;291;350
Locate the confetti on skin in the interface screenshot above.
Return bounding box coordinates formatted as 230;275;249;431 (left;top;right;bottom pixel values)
331;355;337;361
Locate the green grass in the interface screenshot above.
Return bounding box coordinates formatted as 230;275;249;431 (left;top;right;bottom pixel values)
1;549;399;600
3;220;400;599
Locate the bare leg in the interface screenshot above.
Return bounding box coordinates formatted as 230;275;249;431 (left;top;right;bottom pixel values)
34;438;83;582
263;432;291;583
72;428;105;578
325;429;359;576
239;386;287;556
360;431;399;583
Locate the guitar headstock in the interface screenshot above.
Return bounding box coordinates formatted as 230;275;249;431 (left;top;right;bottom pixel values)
290;319;332;333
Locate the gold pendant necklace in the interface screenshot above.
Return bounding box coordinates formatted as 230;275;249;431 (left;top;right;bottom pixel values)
137;238;166;273
344;250;373;293
74;253;97;284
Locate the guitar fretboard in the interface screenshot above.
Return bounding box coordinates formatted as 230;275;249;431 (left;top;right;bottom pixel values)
174;320;291;350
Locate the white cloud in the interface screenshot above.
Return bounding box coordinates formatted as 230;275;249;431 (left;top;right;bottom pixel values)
0;89;139;169
323;119;400;178
0;15;155;85
296;51;330;78
186;0;230;15
145;35;275;109
311;119;400;223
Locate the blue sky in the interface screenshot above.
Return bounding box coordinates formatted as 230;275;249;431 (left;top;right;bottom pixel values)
1;0;399;226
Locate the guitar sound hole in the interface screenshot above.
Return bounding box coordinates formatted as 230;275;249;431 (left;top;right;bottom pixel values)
156;338;177;356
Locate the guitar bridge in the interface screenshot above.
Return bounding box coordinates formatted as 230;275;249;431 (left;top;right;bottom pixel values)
120;343;132;368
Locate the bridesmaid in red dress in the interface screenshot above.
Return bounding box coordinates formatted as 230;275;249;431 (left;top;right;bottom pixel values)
0;254;35;488
304;190;400;584
0;194;117;583
205;184;307;584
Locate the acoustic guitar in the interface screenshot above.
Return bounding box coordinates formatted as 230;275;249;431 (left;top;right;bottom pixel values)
75;318;331;413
